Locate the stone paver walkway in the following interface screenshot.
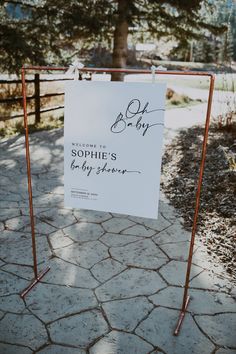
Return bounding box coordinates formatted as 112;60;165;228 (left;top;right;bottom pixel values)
0;124;236;353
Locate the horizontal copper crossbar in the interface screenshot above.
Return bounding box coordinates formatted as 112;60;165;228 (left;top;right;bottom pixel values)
23;65;214;78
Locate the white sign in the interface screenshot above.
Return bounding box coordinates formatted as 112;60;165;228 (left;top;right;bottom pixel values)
64;81;166;219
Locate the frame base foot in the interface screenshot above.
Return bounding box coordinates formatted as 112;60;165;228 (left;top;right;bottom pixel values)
173;295;190;336
20;266;50;298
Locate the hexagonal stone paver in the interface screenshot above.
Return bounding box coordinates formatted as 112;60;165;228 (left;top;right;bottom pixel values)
63;222;104;243
25;283;97;323
73;209;112;223
100;233;140;247
37;345;86;353
111;212;129;218
89;330;153;354
23;218;57;234
189;289;236;315
159;200;179;223
0;209;20;222
102;297;153;331
43;258;99;288
215;350;236;354
29;164;48;175
0;158;18;170
159;241;190;261
0;310;4;320
0;174;13;185
1;129;236;353
159;260;202;286
149;287;236;314
153;222;190;244
91;259;126;283
35;179;63;194
110;239;168;269
135;308;215;354
0;313;48;350
2;263;35;280
0;294;25;313
128;214;171;232
38;208;77;229
49;230;74;249
0;190;22;202
0;200;18;209
19;207;52;217
32;193;64;208
149;285;183;308
6;215;56;235
0;271;28;296
55;241;108;269
5;216;30;231
95;268;167;301
195;313;236;347
0;229;23;242
192;246;220;271
190;270;233;291
121;224;156;237
36;170;60;181
0;343;33;354
102;218;135;233
0;222;4;231
0;233;51;266
48;310;108;347
231;287;236;300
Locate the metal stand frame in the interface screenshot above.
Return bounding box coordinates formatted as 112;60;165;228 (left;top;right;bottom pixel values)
20;65;215;335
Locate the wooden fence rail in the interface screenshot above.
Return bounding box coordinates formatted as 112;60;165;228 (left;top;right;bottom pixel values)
0;74;77;123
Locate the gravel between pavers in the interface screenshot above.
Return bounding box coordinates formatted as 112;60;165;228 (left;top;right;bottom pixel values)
161;122;236;281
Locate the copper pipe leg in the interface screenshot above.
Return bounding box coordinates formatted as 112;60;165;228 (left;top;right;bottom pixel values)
20;266;50;298
174;295;190;336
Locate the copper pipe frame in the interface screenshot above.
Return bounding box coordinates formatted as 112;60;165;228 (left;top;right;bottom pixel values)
174;73;215;335
20;67;50;298
20;66;215;330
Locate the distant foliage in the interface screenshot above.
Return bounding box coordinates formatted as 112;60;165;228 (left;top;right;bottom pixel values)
0;0;228;73
170;0;235;63
194;0;236;63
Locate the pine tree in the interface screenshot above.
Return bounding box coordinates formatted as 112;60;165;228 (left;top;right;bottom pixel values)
226;25;234;63
0;0;226;79
189;0;236;64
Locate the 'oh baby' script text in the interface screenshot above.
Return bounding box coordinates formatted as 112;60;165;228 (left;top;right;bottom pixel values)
110;98;164;136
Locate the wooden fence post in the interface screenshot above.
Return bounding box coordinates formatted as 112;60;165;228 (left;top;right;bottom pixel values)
34;74;40;124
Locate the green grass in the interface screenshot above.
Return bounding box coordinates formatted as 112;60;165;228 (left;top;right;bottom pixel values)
157;75;235;92
0;91;204;139
0;95;203;139
141;59;236;91
166;90;203;109
0;116;64;139
166;98;203;109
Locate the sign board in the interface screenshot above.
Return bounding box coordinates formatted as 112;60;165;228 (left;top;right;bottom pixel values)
64;81;166;219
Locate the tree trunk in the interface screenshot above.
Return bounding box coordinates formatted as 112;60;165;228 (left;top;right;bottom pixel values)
111;0;129;81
